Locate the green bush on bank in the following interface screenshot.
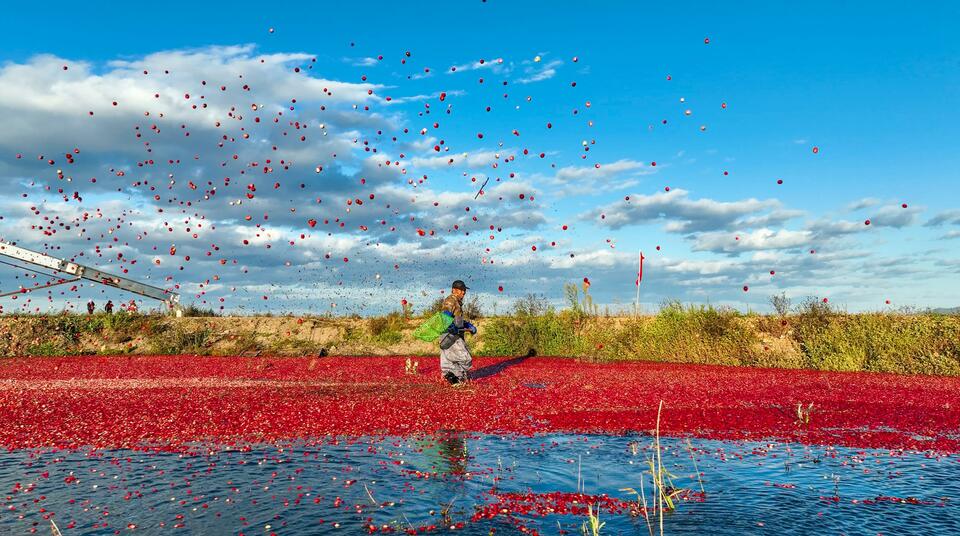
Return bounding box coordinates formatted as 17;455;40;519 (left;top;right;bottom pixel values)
477;299;960;375
614;302;760;366
797;311;960;375
479;309;580;357
480;301;759;365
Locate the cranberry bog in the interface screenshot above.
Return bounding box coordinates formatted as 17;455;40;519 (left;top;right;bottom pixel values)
2;355;960;534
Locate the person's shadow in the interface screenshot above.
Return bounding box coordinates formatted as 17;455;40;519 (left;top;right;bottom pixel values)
468;349;535;381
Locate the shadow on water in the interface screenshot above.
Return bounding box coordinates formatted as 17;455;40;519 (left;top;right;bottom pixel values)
469;349;535;381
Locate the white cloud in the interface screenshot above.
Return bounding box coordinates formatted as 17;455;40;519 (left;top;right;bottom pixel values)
447;58;504;73
846;197;881;211
692;228;813;254
583;189;782;233
809;204;921;238
348;56;379;67
553;159;652;182
409;150;505;169
516;59;562;84
926;209;960;227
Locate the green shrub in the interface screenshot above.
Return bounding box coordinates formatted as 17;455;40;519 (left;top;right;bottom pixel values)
513;294;549;316
479;310;577;356
149;327;211;355
609;302;757;365
793;311;960;375
182;304;219;317
26;340;66;356
225;332;262;355
796;315;867;372
856;314;959;375
103;311;141;332
368;312;405;344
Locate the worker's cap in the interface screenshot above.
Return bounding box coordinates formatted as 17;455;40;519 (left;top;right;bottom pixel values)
451;280;469;291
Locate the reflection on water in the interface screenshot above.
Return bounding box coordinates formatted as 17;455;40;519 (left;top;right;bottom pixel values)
418;430;470;476
1;433;959;534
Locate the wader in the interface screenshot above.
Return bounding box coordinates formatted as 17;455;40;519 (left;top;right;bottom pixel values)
440;336;472;382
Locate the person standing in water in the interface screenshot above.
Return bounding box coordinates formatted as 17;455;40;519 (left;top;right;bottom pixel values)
439;280;477;386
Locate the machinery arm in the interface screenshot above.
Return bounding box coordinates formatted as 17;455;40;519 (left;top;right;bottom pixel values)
0;241;180;313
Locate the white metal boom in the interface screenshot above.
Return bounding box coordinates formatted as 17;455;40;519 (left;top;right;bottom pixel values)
0;241;181;314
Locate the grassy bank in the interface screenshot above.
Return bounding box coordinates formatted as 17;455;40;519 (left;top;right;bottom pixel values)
481;303;960;375
1;302;958;376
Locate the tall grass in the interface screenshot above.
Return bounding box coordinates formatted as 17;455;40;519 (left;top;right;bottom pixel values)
480;309;580;356
149;326;212;355
608;302;758;366
476;294;960;375
621;401;686;536
367;311;406;344
796;308;960;374
480;301;759;366
580;503;605;536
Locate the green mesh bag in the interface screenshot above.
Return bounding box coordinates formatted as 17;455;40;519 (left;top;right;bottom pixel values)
412;312;454;342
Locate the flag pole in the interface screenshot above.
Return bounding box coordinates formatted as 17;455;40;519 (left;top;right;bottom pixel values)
636;249;642;315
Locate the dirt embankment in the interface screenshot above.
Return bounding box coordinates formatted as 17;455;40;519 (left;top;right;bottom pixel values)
0;315;437;357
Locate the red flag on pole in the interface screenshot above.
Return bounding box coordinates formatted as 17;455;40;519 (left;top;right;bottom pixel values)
636;251;645;285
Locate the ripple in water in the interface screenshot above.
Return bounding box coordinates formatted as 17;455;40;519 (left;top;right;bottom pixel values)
2;433;959;534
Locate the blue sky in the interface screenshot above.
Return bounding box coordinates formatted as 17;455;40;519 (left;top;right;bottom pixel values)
0;1;957;314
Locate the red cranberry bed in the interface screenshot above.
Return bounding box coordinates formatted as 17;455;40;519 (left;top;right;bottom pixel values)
2;355;957;452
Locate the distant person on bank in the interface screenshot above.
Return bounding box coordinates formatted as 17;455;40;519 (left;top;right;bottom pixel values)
439;280;477;386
